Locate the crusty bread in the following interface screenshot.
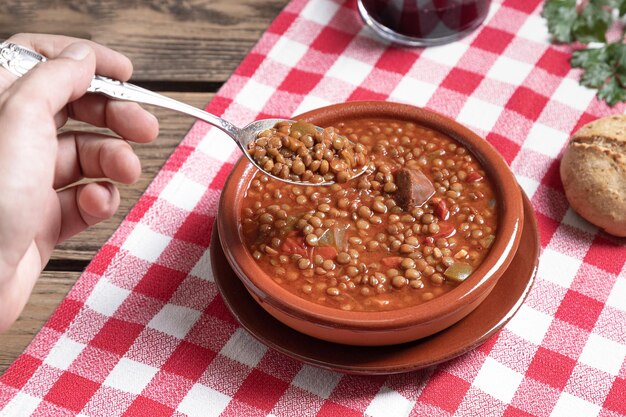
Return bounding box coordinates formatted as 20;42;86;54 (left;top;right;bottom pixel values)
560;115;626;237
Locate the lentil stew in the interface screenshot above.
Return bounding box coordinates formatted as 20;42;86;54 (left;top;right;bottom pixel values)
241;118;498;312
247;121;368;184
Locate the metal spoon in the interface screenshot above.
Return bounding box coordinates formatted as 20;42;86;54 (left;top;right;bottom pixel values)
0;41;367;186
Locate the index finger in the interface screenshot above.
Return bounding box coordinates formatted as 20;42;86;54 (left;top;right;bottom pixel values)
7;33;133;81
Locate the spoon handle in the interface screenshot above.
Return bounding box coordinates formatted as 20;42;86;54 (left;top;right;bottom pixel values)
0;41;242;143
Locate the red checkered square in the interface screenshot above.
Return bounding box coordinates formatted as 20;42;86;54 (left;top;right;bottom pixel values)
234;52;265;78
503;0;542;13
279;68;323;94
604;377;626;414
536;48;571;77
317;401;362;417
535;211;561;248
418;371;470;413
441;68;483;95
209;162;235;190
233;369;289;411
555;290;604;331
502;406;536;417
472;27;515;54
526;347;577;389
375;47;419;74
541;159;563;191
162;341;216;381
122;396;173;417
485;132;521;165
584;236;626;275
162;145;194;173
134;264;188;302
44;372;100;412
45;299;82;334
87;244;120;275
311;26;353;55
173;213;213;247
205;294;238;325
506;86;549;120
1;355;42;389
206;96;233;118
267;10;298;34
347;87;387;101
90;318;144;355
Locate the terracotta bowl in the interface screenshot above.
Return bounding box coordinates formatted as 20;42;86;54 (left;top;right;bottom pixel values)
218;101;524;346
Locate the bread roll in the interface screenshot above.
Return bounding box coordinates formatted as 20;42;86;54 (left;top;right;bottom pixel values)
560;115;626;237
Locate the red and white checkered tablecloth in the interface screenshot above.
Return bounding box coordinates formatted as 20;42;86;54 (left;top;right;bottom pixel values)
1;0;625;415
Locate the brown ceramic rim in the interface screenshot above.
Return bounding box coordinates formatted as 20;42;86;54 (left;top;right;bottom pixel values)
218;101;524;331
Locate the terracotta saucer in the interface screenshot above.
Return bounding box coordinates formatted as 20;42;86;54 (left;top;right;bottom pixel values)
211;192;539;375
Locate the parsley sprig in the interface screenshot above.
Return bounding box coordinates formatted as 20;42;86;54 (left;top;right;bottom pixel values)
543;0;626;105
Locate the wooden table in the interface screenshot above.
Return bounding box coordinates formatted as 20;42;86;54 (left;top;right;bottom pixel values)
0;0;289;374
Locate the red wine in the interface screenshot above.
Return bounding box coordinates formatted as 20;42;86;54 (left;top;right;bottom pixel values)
360;0;491;43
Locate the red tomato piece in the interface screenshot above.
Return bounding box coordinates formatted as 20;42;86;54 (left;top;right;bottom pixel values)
281;237;307;256
466;172;483;182
432;221;456;238
381;256;403;267
435;199;449;220
316;246;338;259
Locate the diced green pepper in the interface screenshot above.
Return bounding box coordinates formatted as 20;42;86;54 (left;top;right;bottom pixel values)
444;263;473;282
291;121;317;136
479;235;495;249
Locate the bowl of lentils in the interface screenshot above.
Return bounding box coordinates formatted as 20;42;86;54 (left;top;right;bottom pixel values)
217;101;524;346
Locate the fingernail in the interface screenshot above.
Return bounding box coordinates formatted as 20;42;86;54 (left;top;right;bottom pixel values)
59;43;92;61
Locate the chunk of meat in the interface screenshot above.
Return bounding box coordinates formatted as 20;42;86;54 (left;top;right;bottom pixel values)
394;168;435;210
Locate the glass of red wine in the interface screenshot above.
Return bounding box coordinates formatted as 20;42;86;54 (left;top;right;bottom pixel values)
357;0;492;47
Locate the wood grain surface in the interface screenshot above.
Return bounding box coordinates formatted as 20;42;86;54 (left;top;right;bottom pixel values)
0;0;287;82
0;0;289;375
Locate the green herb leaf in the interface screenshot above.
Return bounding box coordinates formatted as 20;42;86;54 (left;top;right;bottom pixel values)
579;60;612;88
544;0;626;106
597;77;626;105
542;0;578;43
572;4;611;43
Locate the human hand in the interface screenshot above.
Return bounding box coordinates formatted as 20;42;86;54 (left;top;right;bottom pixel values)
0;34;159;332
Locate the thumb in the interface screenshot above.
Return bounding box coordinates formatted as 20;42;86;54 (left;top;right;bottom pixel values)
3;42;96;116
